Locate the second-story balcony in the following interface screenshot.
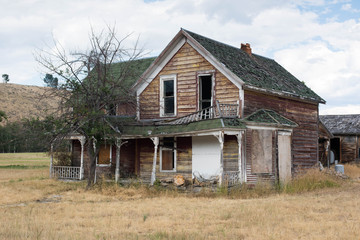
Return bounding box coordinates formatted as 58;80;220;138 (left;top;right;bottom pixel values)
160;101;239;125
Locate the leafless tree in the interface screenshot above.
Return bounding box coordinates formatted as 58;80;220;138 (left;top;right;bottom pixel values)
35;25;144;187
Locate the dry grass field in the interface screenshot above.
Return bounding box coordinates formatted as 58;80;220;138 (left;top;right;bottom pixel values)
1;153;360;240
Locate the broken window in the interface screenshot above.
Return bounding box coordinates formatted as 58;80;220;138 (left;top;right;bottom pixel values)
97;144;112;165
199;75;212;110
160;75;176;116
106;104;117;116
160;137;176;172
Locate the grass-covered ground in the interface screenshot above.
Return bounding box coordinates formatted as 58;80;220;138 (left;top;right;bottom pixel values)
1;153;360;239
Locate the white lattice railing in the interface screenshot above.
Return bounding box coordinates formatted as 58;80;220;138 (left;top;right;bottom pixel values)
52;166;81;180
223;171;240;186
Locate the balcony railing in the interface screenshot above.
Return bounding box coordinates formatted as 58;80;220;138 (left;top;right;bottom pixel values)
162;101;239;125
52;166;81;180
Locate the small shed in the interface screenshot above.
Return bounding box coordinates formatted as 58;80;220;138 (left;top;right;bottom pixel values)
320;115;360;163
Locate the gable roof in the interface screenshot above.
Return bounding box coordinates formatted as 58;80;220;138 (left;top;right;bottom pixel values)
320;115;360;135
183;29;324;103
245;109;298;128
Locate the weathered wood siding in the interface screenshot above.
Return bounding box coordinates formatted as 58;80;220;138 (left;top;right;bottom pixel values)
223;135;239;172
244;90;319;172
340;136;357;163
139;43;240;119
138;137;192;182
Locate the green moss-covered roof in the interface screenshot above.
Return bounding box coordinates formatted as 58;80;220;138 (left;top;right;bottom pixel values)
184;29;324;103
245;109;297;127
108;57;156;90
120;118;245;137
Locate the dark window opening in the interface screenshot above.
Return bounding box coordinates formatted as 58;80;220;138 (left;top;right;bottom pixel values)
107;104;117;116
163;80;175;115
199;75;212;110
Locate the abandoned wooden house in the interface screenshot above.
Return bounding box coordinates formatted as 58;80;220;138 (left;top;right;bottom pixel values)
51;29;326;185
320;115;360;164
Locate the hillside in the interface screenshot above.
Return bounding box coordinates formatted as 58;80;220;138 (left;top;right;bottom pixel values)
0;83;59;123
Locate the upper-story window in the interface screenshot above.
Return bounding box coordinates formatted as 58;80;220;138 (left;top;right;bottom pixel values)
160;74;177;117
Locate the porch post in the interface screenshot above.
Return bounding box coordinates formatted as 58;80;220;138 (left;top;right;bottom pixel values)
79;137;85;180
50;144;53;178
237;131;243;183
150;137;159;185
115;138;121;183
214;131;224;185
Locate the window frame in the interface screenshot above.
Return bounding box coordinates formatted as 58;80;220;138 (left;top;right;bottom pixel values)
96;144;112;166
197;71;215;111
160;74;177;117
159;137;177;172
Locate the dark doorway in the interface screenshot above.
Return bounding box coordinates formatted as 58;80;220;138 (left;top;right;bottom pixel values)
330;137;340;162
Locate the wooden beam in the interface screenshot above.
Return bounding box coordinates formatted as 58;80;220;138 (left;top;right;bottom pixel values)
150;137;159;185
79;137;85;180
50;144;53;178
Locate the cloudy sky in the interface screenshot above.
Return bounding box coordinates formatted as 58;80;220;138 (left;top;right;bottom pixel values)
1;0;360;115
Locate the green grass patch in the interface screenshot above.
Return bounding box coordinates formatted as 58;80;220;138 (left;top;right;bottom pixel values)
0;165;48;169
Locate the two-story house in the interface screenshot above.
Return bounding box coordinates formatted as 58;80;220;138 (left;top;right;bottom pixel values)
53;29;325;185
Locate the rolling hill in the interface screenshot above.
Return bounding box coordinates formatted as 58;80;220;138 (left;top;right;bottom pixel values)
0;83;59;123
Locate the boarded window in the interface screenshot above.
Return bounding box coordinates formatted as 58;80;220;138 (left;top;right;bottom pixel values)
98;145;111;165
160;137;176;171
251;130;272;173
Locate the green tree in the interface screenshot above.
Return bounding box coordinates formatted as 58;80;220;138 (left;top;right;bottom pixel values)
2;74;9;83
35;25;143;187
43;73;58;88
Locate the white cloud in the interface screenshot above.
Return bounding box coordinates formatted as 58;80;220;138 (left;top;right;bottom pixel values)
320;104;360;114
1;0;360;112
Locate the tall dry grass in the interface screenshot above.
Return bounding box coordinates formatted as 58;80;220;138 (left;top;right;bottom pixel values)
1;153;360;239
343;163;360;179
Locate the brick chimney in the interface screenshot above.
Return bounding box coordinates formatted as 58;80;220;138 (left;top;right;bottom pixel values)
241;43;252;56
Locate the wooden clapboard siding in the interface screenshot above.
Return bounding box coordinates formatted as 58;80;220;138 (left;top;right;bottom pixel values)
340;136;357;163
244;90;319;172
72;140;84;167
223;135;238;172
138;137;192;182
139;43;240;119
119;139;136;176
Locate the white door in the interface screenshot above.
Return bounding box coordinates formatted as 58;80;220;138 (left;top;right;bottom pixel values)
278;132;292;183
192;136;220;179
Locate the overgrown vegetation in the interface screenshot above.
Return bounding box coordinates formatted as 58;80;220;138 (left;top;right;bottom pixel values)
1;153;360;239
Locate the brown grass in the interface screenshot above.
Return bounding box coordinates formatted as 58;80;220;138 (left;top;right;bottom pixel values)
0;83;59;123
1;153;360;239
343;163;360;179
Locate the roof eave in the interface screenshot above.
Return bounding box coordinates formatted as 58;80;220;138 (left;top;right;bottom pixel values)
244;85;326;105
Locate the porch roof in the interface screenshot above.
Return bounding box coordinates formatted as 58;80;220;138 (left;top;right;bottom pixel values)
120;118;246;138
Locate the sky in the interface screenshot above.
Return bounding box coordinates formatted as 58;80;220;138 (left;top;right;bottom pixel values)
1;0;360;115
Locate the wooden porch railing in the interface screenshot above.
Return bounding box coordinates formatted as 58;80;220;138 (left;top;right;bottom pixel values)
52;166;81;180
162;101;239;125
222;171;240;186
